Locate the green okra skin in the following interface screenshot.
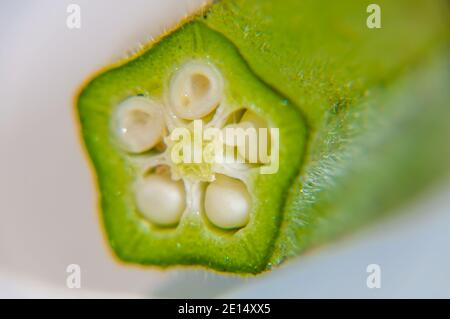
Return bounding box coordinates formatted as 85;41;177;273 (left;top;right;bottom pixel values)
203;0;448;126
201;0;450;265
271;54;450;264
76;0;450;273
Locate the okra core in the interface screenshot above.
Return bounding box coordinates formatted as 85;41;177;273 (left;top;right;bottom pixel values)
111;60;272;230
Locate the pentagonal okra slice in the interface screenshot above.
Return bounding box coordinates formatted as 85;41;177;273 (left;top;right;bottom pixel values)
77;22;305;273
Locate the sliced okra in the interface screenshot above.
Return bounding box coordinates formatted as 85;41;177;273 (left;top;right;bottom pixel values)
76;0;448;274
77;22;305;273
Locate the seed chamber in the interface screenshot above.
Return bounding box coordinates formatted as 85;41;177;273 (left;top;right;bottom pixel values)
111;60;270;231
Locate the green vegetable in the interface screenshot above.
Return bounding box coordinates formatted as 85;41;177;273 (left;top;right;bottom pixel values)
76;0;449;273
77;21;305;273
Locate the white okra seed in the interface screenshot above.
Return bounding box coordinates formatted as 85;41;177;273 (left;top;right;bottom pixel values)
169;61;223;120
135;173;186;226
113;96;165;153
221;110;270;163
204;175;250;229
238;110;270;163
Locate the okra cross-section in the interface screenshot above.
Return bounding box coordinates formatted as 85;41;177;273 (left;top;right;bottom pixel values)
77;22;305;273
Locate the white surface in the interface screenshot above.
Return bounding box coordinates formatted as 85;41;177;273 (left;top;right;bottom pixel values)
0;0;449;298
0;0;208;297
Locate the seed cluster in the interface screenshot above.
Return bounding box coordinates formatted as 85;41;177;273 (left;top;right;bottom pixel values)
111;60;269;230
